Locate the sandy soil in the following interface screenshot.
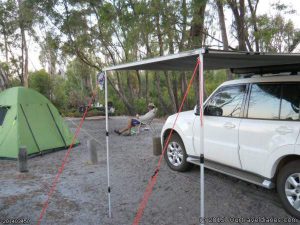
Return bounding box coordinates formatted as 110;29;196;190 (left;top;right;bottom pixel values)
0;116;298;225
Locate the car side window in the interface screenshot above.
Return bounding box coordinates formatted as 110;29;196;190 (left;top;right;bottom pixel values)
204;85;246;117
280;84;300;121
0;107;8;126
247;84;281;120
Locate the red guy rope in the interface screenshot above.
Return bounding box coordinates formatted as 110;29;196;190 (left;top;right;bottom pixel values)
36;91;97;225
132;59;201;225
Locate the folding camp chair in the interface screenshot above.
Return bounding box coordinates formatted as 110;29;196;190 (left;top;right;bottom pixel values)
134;108;158;136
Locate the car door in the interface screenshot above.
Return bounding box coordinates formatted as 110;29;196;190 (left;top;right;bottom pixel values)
239;83;300;176
193;84;247;168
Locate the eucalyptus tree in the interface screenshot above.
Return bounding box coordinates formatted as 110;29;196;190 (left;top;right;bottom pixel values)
0;0;40;87
30;0;300;115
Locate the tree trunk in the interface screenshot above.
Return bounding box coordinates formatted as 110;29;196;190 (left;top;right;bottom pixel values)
24;38;28;88
228;0;247;51
2;23;9;63
216;0;229;50
172;75;179;110
17;0;28;87
216;0;233;80
164;72;177;113
136;70;142;98
181;72;190;110
189;0;207;102
0;65;8;90
161;6;178;113
248;0;260;52
154;1;163;57
89;74;93;92
106;76;135;115
127;73;134;102
155;72;169;115
179;0;187;51
145;71;149;103
189;0;207;48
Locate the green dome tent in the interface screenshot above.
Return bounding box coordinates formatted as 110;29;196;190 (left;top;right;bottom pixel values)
0;87;76;159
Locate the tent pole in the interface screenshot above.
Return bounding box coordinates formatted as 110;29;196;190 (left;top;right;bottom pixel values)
104;70;112;218
199;49;205;225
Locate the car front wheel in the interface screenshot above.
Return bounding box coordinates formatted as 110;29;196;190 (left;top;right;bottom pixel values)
164;133;192;172
277;160;300;219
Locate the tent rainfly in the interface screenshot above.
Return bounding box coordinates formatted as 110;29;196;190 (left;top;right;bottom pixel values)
0;87;76;159
103;48;300;222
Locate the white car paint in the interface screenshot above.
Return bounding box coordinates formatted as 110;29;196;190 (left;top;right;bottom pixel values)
239;120;300;178
162;111;196;155
193;116;242;169
161;75;300;180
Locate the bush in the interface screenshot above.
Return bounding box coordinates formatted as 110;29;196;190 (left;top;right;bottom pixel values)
28;69;51;99
133;98;147;115
51;76;67;111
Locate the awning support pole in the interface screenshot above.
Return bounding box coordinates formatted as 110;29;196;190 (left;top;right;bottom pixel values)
199;49;205;225
105;70;112;218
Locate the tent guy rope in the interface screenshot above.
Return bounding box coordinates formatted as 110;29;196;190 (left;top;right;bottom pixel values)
36;91;97;225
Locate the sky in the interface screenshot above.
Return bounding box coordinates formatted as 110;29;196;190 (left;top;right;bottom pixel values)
27;0;300;71
258;0;300;28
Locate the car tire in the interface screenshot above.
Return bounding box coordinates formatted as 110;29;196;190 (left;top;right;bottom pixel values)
164;133;192;172
277;160;300;219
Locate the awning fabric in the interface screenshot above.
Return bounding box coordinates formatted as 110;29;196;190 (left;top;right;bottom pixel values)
104;49;300;74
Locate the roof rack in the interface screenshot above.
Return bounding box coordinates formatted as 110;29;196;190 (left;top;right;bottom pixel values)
232;63;300;76
241;72;300;78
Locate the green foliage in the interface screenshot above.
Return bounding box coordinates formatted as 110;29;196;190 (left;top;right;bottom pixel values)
64;58;96;109
1;0;300;117
205;70;228;96
106;85;126;116
133;98;148;115
51;76;67;111
9;78;22;87
28;69;51;99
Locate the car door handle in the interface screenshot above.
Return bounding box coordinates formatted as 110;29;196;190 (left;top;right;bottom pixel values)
224;122;236;129
276;126;293;134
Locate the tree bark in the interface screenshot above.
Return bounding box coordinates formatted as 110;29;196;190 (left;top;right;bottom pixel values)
179;0;187;51
248;0;260;52
155;72;169;114
189;0;207;103
23;34;29;87
1;22;9;63
216;0;229;50
127;73;134;102
164;71;177;112
17;0;29;87
216;0;233;80
88;4;135;114
145;71;149;103
180;72;189;110
0;65;8;90
135;70;142;98
189;0;207;48
228;0;247;51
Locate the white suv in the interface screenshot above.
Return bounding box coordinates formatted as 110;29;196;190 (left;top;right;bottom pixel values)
161;75;300;219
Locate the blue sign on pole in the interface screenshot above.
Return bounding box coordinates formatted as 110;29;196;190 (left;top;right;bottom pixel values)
97;71;105;91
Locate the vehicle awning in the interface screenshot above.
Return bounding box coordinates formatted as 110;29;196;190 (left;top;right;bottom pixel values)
104;49;300;74
102;48;300;222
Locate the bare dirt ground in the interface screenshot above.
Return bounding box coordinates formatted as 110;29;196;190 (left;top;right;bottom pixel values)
0;116;298;225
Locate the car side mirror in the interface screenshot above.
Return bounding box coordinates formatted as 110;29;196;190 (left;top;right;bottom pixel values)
194;105;200;115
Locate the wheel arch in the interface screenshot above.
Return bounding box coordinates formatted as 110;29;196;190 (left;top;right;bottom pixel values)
272;154;300;181
162;128;181;144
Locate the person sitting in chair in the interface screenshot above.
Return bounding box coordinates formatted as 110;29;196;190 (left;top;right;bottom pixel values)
114;103;157;135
